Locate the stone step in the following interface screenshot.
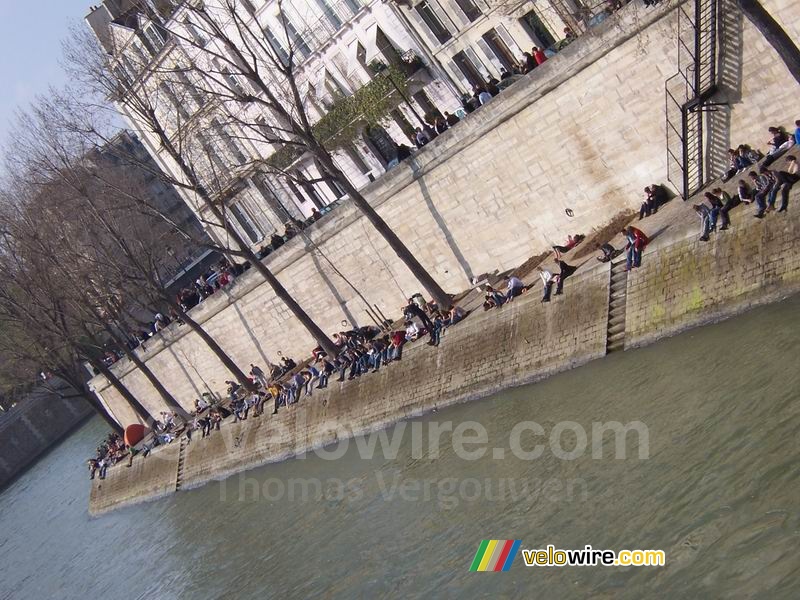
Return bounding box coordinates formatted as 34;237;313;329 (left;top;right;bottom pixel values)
607;331;626;342
609;299;627;310
608;313;626;326
608;322;625;335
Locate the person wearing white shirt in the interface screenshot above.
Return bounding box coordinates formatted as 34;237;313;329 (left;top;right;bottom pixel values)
478;90;493;105
539;268;554;302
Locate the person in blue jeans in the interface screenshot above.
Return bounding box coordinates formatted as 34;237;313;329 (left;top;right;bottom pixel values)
623;228;640;270
693;204;713;241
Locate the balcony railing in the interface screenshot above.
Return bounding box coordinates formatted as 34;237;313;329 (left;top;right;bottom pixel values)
299;0;365;55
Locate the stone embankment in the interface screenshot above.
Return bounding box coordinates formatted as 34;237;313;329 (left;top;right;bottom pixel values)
90;190;800;514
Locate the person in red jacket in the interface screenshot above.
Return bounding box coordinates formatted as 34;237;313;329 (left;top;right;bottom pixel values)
532;46;548;65
623;226;649;270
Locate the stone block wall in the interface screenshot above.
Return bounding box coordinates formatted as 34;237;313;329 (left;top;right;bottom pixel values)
92;0;800;423
91;264;609;512
625;199;800;348
0;385;93;490
88;440;180;514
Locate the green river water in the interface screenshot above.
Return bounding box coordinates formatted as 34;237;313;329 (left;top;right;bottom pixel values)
1;297;799;599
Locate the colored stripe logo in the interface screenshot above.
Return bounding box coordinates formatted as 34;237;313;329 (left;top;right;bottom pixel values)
470;540;521;572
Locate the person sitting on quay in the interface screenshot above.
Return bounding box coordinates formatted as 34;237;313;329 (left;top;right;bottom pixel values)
403;297;436;344
707;187;736;231
447;304;466;326
249;364;269;389
444;111;460;127
693;202;714;242
553;261;578;296
760;163;796;213
476;85;493;106
483;285;506;310
404;319;423;342
596;242;618;263
317;357;335;388
389;329;406;361
414;127;430;148
199;413;212;438
552;234;584;259
749;168;776;218
503;275;526;302
763;126;794;164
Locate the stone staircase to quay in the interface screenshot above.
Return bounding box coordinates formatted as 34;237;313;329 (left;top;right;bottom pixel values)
606;260;629;353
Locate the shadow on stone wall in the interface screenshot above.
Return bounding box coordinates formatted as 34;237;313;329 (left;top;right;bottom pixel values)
232;303;277;367
707;0;744;177
412;160;475;284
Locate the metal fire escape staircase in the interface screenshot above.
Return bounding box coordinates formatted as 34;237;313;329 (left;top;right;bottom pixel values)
665;0;721;199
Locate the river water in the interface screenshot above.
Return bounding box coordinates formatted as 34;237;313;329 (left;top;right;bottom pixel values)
2;297;799;599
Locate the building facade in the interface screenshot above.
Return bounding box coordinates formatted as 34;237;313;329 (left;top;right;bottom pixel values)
85;0;572;251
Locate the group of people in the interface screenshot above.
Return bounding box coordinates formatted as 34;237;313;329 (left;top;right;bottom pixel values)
87;432;127;479
694;122;799;240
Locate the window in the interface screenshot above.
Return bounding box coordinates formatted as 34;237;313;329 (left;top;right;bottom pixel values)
285;19;311;58
315;160;346;199
143;24;168;53
174;70;203;108
390;109;416;143
452;50;484;88
297;170;326;209
411;91;441;122
160;83;190;120
263;27;290;66
212;120;248;165
230;203;260;243
345;145;371;175
213;60;246;96
520;10;556;49
481;29;517;72
240;0;257;16
196;132;226;173
415;1;452;45
454;0;482;22
315;0;342;31
183;17;207;46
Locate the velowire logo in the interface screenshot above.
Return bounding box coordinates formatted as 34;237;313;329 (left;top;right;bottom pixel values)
469;540;521;572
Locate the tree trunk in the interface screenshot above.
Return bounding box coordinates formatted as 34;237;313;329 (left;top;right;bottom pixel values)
104;324;189;419
160;137;340;358
90;358;153;425
53;369;125;435
315;150;453;311
738;0;800;84
177;308;257;391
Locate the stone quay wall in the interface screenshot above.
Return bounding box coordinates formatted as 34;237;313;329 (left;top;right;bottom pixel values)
89;199;800;514
91;0;800;424
625;200;800;348
0;385;93;490
90;263;610;514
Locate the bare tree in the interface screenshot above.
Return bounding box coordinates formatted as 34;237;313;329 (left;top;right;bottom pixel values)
63;23;341;357
736;0;800;84
169;0;453;309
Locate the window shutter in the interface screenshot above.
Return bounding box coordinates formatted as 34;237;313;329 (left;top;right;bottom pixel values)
441;0;470;29
464;46;491;78
446;59;471;92
495;24;523;56
475;38;504;73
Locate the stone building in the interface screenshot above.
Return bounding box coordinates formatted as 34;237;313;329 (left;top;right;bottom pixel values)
395;0;575;91
84;0;471;248
88;130;212;286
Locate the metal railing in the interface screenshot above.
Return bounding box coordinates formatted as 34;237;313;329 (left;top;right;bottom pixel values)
665;0;719;200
